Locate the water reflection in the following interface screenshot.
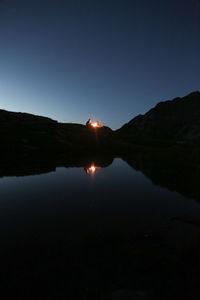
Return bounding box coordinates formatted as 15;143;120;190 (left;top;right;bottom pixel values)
0;153;200;201
0;155;200;299
0;155;113;178
124;155;200;201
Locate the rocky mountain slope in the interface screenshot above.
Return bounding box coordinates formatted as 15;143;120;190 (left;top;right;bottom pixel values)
1;91;200;160
0;109;113;157
117;91;200;145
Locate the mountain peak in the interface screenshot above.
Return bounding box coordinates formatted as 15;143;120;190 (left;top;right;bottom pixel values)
117;91;200;144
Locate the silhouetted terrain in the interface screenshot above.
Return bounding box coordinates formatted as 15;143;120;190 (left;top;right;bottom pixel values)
1;91;200;157
0;89;199;207
1;93;200;299
1;91;200;160
117;91;200;145
0;109;112;157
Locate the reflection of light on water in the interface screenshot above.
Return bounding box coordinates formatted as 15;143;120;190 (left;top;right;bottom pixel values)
85;164;100;175
90;165;96;173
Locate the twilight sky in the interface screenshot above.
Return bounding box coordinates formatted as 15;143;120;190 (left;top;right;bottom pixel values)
0;0;200;129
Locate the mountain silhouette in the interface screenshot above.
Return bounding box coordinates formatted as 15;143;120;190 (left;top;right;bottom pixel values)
0;109;112;157
117;91;200;145
0;91;200;159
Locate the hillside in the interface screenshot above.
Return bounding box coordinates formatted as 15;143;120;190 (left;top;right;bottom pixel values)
0;109;113;157
1;91;200;160
117;91;200;145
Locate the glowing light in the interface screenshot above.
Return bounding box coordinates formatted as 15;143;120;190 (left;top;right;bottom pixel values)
91;120;103;128
92;122;98;127
85;164;100;174
90;165;96;172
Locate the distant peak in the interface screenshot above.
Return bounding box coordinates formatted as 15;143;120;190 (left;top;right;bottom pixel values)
186;91;200;97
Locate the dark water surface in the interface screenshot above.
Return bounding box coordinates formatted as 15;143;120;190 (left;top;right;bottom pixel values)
0;158;200;299
0;158;199;223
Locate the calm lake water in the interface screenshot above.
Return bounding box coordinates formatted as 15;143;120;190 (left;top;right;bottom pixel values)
0;158;199;238
1;157;200;298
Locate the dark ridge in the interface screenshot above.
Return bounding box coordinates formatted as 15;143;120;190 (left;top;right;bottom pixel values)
0;108;113;155
1;91;200;160
117;91;200;145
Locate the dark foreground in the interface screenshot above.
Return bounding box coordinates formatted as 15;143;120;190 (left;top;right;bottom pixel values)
0;154;200;300
1;213;200;299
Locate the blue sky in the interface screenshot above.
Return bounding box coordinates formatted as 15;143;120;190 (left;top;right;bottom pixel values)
0;0;199;129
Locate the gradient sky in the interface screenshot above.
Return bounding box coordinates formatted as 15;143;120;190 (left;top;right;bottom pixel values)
0;0;200;129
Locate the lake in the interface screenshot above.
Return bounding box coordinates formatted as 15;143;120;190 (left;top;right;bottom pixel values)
0;157;200;299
